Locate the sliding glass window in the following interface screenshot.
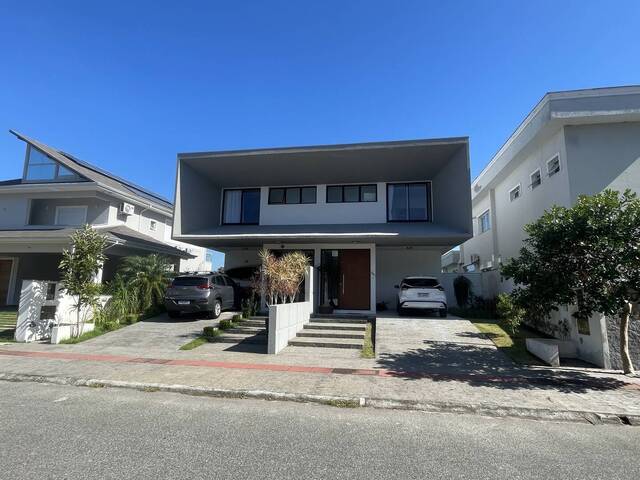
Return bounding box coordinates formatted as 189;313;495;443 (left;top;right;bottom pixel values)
268;186;317;205
326;184;377;203
387;182;431;222
223;189;260;224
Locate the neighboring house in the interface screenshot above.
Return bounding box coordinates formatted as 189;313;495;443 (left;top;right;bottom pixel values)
458;85;640;368
172;138;472;315
0;130;208;306
441;249;461;273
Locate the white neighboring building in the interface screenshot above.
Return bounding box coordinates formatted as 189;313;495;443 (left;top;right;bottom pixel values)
459;86;640;369
0;130;208;305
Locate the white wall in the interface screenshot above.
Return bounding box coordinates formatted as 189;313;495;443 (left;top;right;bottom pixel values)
259;183;386;225
0;195;29;227
223;248;262;270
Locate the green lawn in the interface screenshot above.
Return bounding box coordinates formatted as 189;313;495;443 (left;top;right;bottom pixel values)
0;308;17;342
59;323;124;344
179;336;209;351
472;320;545;365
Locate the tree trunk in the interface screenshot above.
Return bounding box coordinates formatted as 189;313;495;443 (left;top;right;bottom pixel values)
620;301;635;375
76;301;81;339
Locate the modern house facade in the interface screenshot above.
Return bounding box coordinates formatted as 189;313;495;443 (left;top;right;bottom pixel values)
173;138;473;315
0;131;210;306
458;86;640;369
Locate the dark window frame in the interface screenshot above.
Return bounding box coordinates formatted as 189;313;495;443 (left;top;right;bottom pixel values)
386;181;432;223
222;188;260;225
268;186;317;205
325;184;378;204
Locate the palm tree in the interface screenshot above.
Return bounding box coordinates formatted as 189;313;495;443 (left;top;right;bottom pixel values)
118;255;172;311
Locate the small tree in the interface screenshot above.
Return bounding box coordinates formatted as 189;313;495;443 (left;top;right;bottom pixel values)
453;275;472;307
58;225;107;336
259;249;309;305
502;189;640;374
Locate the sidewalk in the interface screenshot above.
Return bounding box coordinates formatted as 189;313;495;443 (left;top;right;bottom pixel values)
1;345;639;424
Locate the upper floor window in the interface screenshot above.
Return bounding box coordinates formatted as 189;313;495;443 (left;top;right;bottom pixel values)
547;154;560;177
479;210;491;233
327;184;377;203
269;186;317;205
149;220;157;232
387;182;431;222
54;205;87;226
509;184;521;202
24;146;80;182
222;189;260;225
530;169;542;189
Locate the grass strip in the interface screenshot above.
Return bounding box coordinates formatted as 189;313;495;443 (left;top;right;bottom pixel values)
360;323;375;359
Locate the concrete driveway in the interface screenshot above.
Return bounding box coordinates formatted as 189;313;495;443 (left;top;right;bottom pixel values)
374;312;516;376
73;311;236;356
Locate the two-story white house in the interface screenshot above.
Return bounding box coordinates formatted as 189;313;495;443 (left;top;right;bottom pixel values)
459;85;640;369
172;138;473;315
0;130;210;306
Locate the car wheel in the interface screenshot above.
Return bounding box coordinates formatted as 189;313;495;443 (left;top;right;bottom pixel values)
167;311;180;319
439;309;447;318
209;299;222;319
396;303;404;316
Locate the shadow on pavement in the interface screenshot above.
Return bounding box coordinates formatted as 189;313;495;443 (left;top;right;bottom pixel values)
376;339;628;393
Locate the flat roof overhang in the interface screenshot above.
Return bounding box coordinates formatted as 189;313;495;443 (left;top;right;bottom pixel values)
174;223;471;248
178;137;468;187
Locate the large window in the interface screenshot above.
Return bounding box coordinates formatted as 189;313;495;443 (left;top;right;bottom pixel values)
222;189;260;224
54;206;87;226
479;210;491;233
268;186;317;205
326;184;377;203
24;146;80;182
386;182;431;222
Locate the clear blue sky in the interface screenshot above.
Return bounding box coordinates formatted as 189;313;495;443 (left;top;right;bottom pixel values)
1;1;639;268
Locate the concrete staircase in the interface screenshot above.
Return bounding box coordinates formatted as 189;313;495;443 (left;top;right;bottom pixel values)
214;316;267;345
288;315;368;349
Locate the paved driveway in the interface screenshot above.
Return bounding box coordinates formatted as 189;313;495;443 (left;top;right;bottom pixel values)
375;313;516;376
72;312;236;356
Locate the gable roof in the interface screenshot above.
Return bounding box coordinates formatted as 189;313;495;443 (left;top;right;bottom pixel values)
9;130;172;210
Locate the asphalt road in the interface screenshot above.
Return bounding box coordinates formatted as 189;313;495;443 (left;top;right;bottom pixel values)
1;381;639;480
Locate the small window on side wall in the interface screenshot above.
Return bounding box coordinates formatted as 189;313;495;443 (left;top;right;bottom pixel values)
509;185;521;202
149;220;157;232
479;210;491;233
547;155;560;177
530;169;542;189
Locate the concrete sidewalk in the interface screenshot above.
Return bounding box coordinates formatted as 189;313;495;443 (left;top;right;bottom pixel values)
1;313;639;424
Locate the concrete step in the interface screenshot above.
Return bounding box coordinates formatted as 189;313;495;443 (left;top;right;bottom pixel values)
237;320;267;328
296;331;365;340
214;333;267;345
309;316;369;324
288;337;363;349
224;326;266;335
304;322;366;331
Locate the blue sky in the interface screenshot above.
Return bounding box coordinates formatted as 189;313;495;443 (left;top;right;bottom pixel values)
1;1;639;268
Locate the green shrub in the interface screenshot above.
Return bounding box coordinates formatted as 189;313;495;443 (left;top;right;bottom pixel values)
232;314;243;321
497;293;525;335
241;297;259;318
202;326;219;338
218;319;234;330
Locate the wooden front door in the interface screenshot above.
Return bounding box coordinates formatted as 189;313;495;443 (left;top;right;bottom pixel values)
338;249;370;310
0;259;13;306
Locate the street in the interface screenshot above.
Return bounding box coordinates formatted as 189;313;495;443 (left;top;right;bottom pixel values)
1;381;638;479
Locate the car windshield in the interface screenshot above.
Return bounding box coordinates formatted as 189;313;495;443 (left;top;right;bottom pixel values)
172;277;207;287
402;278;440;288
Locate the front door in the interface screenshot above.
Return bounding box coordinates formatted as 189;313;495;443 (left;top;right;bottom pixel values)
0;259;13;306
338;249;371;310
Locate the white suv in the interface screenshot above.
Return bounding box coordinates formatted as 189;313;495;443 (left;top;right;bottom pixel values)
395;276;447;317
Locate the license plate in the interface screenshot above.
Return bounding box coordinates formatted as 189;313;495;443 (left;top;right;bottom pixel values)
418;293;429;298
177;300;190;305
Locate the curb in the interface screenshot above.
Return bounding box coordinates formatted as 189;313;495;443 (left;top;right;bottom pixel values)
0;372;638;426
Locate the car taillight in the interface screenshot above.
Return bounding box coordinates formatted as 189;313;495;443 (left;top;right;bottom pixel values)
197;283;210;289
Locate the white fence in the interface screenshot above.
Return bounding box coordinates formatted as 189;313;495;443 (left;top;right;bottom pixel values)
267;266;314;354
15;280;109;344
437;273;485;307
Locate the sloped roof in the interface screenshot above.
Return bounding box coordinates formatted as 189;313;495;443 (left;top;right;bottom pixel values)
9;130;172;210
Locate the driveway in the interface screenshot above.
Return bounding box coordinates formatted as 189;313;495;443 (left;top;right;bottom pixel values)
71;311;236;356
375;313;517;376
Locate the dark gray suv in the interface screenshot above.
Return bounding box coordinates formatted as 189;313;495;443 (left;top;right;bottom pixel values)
164;273;236;319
